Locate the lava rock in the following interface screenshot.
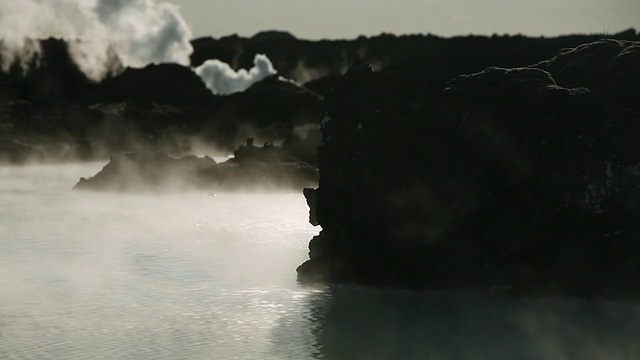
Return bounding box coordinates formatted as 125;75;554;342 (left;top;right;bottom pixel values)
298;40;640;299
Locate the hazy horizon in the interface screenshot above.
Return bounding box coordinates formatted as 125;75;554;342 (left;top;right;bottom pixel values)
168;0;640;40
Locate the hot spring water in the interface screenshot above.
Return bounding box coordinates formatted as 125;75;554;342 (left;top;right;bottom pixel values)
1;163;638;359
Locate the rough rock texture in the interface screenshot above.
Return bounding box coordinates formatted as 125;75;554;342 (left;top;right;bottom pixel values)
297;40;640;298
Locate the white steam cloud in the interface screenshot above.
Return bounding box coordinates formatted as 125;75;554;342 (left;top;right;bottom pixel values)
0;0;193;80
195;54;277;95
0;0;280;96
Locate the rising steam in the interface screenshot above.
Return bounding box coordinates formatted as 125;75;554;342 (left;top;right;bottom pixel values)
0;0;193;80
0;0;280;94
195;54;277;95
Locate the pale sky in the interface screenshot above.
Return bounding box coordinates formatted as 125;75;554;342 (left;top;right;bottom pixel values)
167;0;640;40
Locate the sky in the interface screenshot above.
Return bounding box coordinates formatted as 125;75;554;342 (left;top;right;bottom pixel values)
167;0;640;40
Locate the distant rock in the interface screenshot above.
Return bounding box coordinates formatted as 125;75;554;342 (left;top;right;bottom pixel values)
201;75;324;151
74;152;216;191
297;40;640;299
189;29;640;86
0;137;45;164
538;39;640;107
74;147;318;192
97;63;214;105
250;31;297;42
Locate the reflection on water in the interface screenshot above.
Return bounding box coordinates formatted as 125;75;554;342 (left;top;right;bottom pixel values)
273;286;640;360
1;163;640;359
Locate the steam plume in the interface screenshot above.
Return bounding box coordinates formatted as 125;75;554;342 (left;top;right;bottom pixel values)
0;0;193;80
0;0;281;95
195;54;277;95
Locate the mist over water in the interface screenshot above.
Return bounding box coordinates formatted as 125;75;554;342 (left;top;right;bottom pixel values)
0;163;319;358
1;164;639;359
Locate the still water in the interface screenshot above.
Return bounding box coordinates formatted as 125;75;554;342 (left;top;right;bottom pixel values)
1;163;639;359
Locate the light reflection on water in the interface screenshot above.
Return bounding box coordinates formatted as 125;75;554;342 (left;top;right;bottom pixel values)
1;163;639;359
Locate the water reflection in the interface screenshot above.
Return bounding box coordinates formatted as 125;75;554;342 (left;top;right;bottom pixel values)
273;285;640;360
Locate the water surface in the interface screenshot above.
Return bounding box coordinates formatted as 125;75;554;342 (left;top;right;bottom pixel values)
1;164;639;359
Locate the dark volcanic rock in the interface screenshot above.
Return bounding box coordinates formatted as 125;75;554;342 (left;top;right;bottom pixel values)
74;152;217;191
0;137;45;164
297;40;640;299
202;75;324;151
0;38;324;161
0;38;99;106
3;33;639;164
74;147;318;192
190;30;640;88
97;63;213;105
540;39;640;107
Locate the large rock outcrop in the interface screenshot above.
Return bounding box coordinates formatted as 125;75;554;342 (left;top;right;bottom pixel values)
297;39;640;298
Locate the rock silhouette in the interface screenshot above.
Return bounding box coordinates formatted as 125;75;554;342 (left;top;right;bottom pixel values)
298;39;640;299
1;31;638;163
74;142;318;192
0;38;323;162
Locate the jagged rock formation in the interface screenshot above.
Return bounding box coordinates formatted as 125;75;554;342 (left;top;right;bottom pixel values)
74;145;318;192
297;39;640;298
74;152;217;191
